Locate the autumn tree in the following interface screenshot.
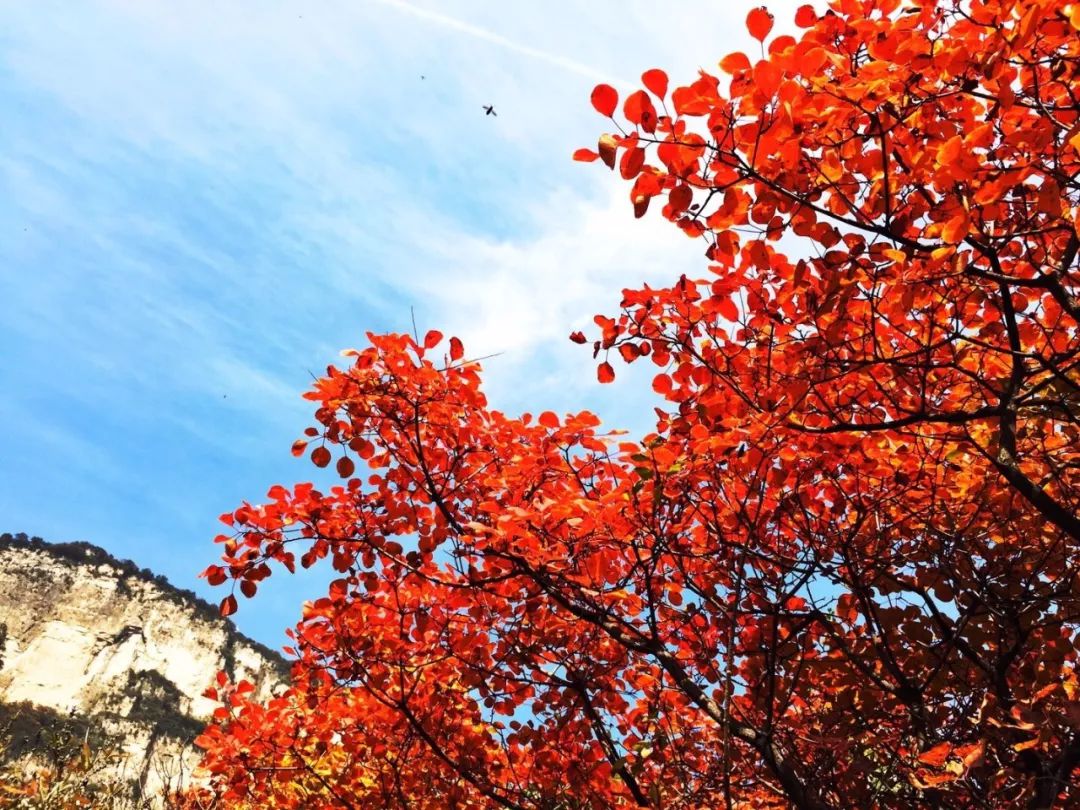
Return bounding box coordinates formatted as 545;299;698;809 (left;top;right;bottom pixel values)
193;0;1080;807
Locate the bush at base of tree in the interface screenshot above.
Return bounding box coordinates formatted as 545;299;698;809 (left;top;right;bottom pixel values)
0;704;200;810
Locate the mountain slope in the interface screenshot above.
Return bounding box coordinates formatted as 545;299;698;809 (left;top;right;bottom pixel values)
0;532;288;802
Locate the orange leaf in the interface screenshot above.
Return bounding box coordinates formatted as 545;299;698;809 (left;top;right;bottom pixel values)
598;362;616;383
747;6;774;42
423;329;443;349
955;741;985;767
918;742;952;767
1069;129;1080;154
910;771;959;788
671;74;720;116
642;68;668;99
720;51;752;74
768;34;797;57
941;212;969;243
573;148;600;162
591;83;618;117
449;336;464;362
538;411;560;429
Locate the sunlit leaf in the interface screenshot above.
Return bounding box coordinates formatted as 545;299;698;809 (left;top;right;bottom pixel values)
746;6;774;42
590;83;618;116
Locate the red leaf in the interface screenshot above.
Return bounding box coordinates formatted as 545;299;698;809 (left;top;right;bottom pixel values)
671;74;720;116
240;580;257;598
720;52;752;74
642;68;668;99
598;362;616;383
668;184;693;215
220;595;238;617
747;6;774;41
598;134;618;170
794;4;817;27
573;148;600;162
569;331;588;344
337;456;356;478
633;194;651;218
538;411;560;429
591;83;618;116
291;439;308;457
754;60;782;97
311;446;332;468
620;147;646;179
449;336;464;361
624;90;657;133
768;34;797;56
718;294;740;322
423;329;443;349
204;566;227;587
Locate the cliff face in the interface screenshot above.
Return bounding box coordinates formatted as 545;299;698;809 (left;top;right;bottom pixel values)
0;533;289;801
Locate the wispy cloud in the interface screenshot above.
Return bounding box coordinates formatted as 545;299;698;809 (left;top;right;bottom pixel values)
0;0;806;645
374;0;634;87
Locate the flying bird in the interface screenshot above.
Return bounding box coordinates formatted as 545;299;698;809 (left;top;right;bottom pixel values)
483;105;497;116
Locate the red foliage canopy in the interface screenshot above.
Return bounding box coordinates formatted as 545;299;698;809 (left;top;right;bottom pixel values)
192;1;1080;807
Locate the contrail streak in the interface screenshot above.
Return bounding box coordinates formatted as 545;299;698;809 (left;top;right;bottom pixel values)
372;0;633;87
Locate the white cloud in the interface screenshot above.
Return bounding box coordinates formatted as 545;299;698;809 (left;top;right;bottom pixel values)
0;0;810;641
2;0;811;424
370;179;703;415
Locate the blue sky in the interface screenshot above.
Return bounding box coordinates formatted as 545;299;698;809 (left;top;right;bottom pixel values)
1;0;802;648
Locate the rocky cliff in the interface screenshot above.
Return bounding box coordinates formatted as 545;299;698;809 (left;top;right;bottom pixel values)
0;532;289;802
